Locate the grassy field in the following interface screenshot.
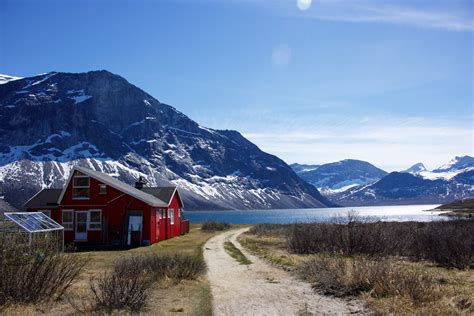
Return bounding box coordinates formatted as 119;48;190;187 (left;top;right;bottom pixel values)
239;228;474;315
3;224;218;315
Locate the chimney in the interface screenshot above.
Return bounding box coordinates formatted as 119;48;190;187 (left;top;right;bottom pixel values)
135;176;146;190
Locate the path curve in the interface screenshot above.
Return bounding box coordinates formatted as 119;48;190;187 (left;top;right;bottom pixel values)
204;228;365;316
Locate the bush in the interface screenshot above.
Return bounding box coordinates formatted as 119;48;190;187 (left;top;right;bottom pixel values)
299;255;440;304
201;221;231;231
0;234;87;307
283;214;474;268
88;253;206;312
248;224;291;237
89;262;153;312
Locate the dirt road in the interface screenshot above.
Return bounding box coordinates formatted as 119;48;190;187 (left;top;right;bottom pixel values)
204;228;365;315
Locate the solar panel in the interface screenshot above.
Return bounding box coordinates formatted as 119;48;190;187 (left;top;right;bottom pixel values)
4;212;64;233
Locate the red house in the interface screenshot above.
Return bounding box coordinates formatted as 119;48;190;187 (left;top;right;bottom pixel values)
24;166;189;246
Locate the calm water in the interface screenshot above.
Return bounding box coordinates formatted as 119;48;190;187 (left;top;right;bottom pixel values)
183;204;448;224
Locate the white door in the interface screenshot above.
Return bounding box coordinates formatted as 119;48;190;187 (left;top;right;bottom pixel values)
75;211;88;241
127;215;143;246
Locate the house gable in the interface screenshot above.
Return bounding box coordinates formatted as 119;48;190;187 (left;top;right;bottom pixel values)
58;166;168;207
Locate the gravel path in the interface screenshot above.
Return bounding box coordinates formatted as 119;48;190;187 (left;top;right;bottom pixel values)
204;227;365;316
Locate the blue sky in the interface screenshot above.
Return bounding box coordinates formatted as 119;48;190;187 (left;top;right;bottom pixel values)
1;0;473;171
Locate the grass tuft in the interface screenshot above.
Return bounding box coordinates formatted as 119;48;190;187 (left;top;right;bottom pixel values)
224;241;252;265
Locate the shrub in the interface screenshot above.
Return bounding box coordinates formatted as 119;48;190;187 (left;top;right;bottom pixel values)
89;263;153;312
88;253;206;312
0;234;87;307
283;214;474;268
201;221;231;231
299;255;440;304
248;223;291;237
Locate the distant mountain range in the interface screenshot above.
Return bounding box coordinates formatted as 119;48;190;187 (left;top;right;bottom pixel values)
0;70;332;211
291;156;474;206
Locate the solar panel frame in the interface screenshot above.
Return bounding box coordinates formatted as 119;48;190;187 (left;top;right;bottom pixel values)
4;212;64;233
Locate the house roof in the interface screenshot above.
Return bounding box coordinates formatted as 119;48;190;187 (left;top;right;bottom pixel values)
142;187;178;205
23;189;62;209
57;166;172;207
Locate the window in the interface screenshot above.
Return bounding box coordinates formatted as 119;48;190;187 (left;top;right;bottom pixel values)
178;208;182;218
40;210;51;218
89;209;102;230
99;184;107;194
156;209;162;220
72;172;90;199
169;208;174;225
62;210;73;230
163;209;167;219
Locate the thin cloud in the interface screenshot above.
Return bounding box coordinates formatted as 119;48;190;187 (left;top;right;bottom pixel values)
307;2;474;32
223;0;474;32
242;116;474;171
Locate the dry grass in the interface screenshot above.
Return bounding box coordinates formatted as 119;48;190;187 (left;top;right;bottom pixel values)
2;225;217;315
241;229;474;315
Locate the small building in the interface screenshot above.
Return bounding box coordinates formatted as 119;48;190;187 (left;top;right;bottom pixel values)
24;166;189;246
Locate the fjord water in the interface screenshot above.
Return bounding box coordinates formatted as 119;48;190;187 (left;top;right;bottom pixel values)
184;204;447;224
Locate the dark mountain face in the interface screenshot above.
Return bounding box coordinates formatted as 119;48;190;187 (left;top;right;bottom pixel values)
291;159;388;193
0;70;332;210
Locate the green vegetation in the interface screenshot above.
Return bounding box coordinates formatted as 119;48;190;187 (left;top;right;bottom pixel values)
224;241;252;265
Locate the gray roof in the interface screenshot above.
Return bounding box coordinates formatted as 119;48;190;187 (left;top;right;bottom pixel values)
142;187;177;205
59;166;170;207
24;189;62;209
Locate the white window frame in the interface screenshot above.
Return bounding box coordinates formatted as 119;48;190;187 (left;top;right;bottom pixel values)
99;184;107;195
62;209;74;231
88;209;102;231
169;208;174;225
72;174;90;200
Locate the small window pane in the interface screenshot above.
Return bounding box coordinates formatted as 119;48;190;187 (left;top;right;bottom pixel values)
90;211;101;222
89;210;101;230
99;184;107;194
62;210;73;230
73;187;90;199
74;177;89;187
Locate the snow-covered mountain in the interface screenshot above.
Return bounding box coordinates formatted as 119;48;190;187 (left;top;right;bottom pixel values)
0;74;22;85
0;70;332;211
290;159;388;195
329;156;474;206
402;162;427;175
403;156;474;181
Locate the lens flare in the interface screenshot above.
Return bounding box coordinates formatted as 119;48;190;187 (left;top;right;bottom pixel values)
297;0;312;11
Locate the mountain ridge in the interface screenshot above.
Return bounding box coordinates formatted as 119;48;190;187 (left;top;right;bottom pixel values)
0;70;333;210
